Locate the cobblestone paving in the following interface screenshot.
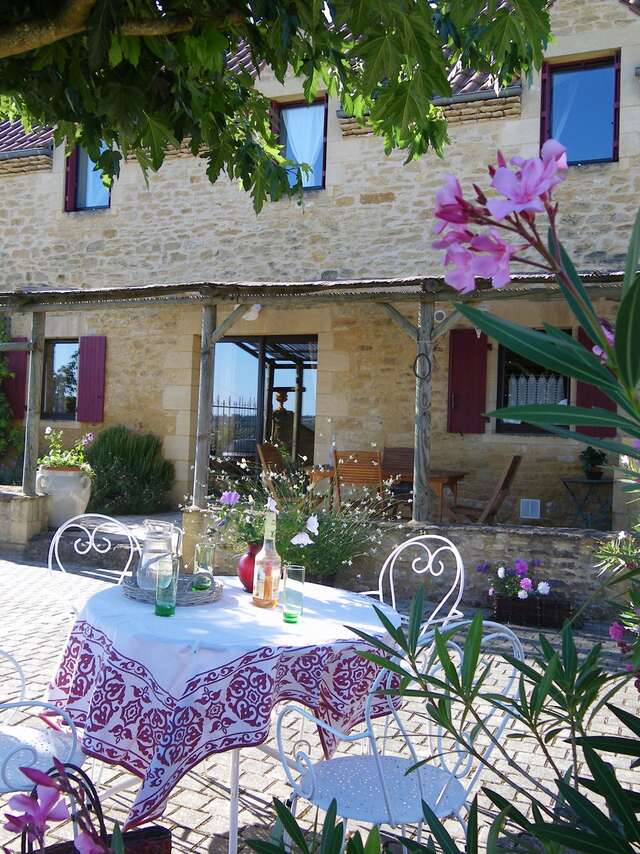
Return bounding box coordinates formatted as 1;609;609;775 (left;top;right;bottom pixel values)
0;557;636;853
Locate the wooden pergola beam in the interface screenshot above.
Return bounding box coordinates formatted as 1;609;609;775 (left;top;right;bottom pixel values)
380;303;417;341
433;309;462;341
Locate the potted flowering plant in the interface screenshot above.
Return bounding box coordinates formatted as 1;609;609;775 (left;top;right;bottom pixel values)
36;428;94;528
477;557;570;628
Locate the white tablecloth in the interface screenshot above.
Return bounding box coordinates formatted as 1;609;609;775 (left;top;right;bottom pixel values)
48;577;400;828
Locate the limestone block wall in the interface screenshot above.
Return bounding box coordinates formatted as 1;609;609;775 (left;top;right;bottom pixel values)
0;487;47;547
337;522;616;617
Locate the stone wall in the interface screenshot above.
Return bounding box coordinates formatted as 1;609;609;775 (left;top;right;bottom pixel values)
0;487;47;547
336;522;616;617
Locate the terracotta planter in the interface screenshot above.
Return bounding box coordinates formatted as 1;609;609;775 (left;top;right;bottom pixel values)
237;543;260;592
492;594;572;629
36;466;92;529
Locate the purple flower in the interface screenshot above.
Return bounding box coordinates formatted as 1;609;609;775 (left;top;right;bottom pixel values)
220;491;240;506
520;577;533;592
609;621;625;642
4;785;69;845
475;560;491;574
74;830;110;853
81;432;94;447
514;558;529;577
505;568;517;577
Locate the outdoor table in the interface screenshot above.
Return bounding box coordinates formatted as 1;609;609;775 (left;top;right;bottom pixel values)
386;469;468;522
48;577;401;853
561;477;613;529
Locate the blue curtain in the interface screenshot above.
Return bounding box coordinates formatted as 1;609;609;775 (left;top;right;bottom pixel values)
282;104;325;188
77;146;110;208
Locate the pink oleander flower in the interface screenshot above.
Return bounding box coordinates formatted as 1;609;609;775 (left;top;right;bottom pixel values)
487;140;567;220
592;318;616;363
432;226;474;250
520;577;533;592
609;620;625;642
469;230;517;288
4;785;69;844
73;830;109;854
514;558;529;576
433;175;470;232
443;245;477;293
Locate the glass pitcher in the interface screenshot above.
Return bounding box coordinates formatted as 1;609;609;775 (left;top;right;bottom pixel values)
137;520;183;591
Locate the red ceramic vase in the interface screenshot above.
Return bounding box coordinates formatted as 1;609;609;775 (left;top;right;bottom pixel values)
237;543;260;592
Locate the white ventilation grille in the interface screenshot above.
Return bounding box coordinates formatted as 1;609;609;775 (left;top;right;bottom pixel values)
520;498;541;520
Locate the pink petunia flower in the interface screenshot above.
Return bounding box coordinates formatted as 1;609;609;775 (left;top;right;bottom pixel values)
73;830;109;854
520;577;533;592
434;175;470;232
443;246;477;293
609;620;625;642
469;230;517;288
4;786;69;844
487;141;567;220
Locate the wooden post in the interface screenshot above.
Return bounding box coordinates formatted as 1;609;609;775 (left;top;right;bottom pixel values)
192;305;216;508
255;338;266;447
412;302;434;523
22;312;45;496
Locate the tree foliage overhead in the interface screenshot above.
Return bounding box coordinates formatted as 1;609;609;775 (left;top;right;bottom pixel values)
0;0;550;211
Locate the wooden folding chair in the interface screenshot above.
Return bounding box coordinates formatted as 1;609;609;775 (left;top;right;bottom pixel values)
449;454;522;524
332;449;385;510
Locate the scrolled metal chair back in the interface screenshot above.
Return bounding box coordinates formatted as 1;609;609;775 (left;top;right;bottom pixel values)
375;534;464;630
48;513;142;596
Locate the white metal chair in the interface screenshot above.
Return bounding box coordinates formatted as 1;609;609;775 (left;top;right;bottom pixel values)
275;620;523;840
47;513;142;615
362;534;465;631
0;650;84;794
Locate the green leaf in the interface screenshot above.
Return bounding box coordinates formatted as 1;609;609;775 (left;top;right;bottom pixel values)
483;788;531;829
121;36;141;68
539;425;640;460
434;629;460;690
272;798;310;854
561;624;577;684
408;587;424;653
608;704;640;739
529;824;630;854
465;797;479;854
421;800;462;854
363;825;381;854
615;277;640;389
487;404;640;437
110;823;125;854
461;613;483;694
531;653;558;718
575;735;640;757
556;778;633;847
548;231;603;347
142;113;176;171
456;305;619;391
108;34;122;67
583;746;640;842
623;207;640;296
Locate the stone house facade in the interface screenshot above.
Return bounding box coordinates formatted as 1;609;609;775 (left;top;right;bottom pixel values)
0;0;637;530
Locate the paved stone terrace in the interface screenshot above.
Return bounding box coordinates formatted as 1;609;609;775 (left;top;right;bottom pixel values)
0;557;637;853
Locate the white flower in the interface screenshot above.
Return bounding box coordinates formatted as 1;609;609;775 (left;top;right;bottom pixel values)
306;515;319;535
266;496;277;513
618;530;627;541
497;567;505;579
620;455;630;467
45;426;52;435
537;581;551;596
517;590;528;600
291;532;313;546
247;494;254;504
301;455;308;462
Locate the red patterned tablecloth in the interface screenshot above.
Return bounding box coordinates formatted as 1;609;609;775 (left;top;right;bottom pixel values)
48;578;400;828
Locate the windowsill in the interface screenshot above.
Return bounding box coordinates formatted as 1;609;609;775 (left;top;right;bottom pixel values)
66;206;111;213
567;158;617;167
42;415;79;423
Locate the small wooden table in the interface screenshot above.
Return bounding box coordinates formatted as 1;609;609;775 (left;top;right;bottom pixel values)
427;470;468;522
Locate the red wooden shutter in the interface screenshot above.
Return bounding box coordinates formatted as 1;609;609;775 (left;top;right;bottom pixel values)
76;336;106;423
539;62;551;148
447;329;488;434
269;100;281;140
64;145;79;212
575;327;616;438
2;337;28;419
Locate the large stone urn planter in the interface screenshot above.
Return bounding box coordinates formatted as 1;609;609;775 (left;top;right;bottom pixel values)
36;466;92;529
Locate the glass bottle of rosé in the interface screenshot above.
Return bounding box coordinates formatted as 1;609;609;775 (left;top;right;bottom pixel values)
252;508;281;608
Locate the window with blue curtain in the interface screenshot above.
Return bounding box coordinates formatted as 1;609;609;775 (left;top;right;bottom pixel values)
281;102;326;189
76;146;110;209
549;58;618;164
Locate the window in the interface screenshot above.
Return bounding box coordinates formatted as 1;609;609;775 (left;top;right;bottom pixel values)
496;342;569;435
64;146;110;211
279;101;327;189
541;54;620;165
43;340;79;419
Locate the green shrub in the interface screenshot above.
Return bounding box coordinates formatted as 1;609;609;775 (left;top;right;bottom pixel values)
86;426;175;515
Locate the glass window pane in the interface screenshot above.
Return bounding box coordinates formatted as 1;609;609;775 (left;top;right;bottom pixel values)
281;103;325;188
497;341;568;434
44;341;79;418
76;147;110;209
212;343;259;460
551;63;616;163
